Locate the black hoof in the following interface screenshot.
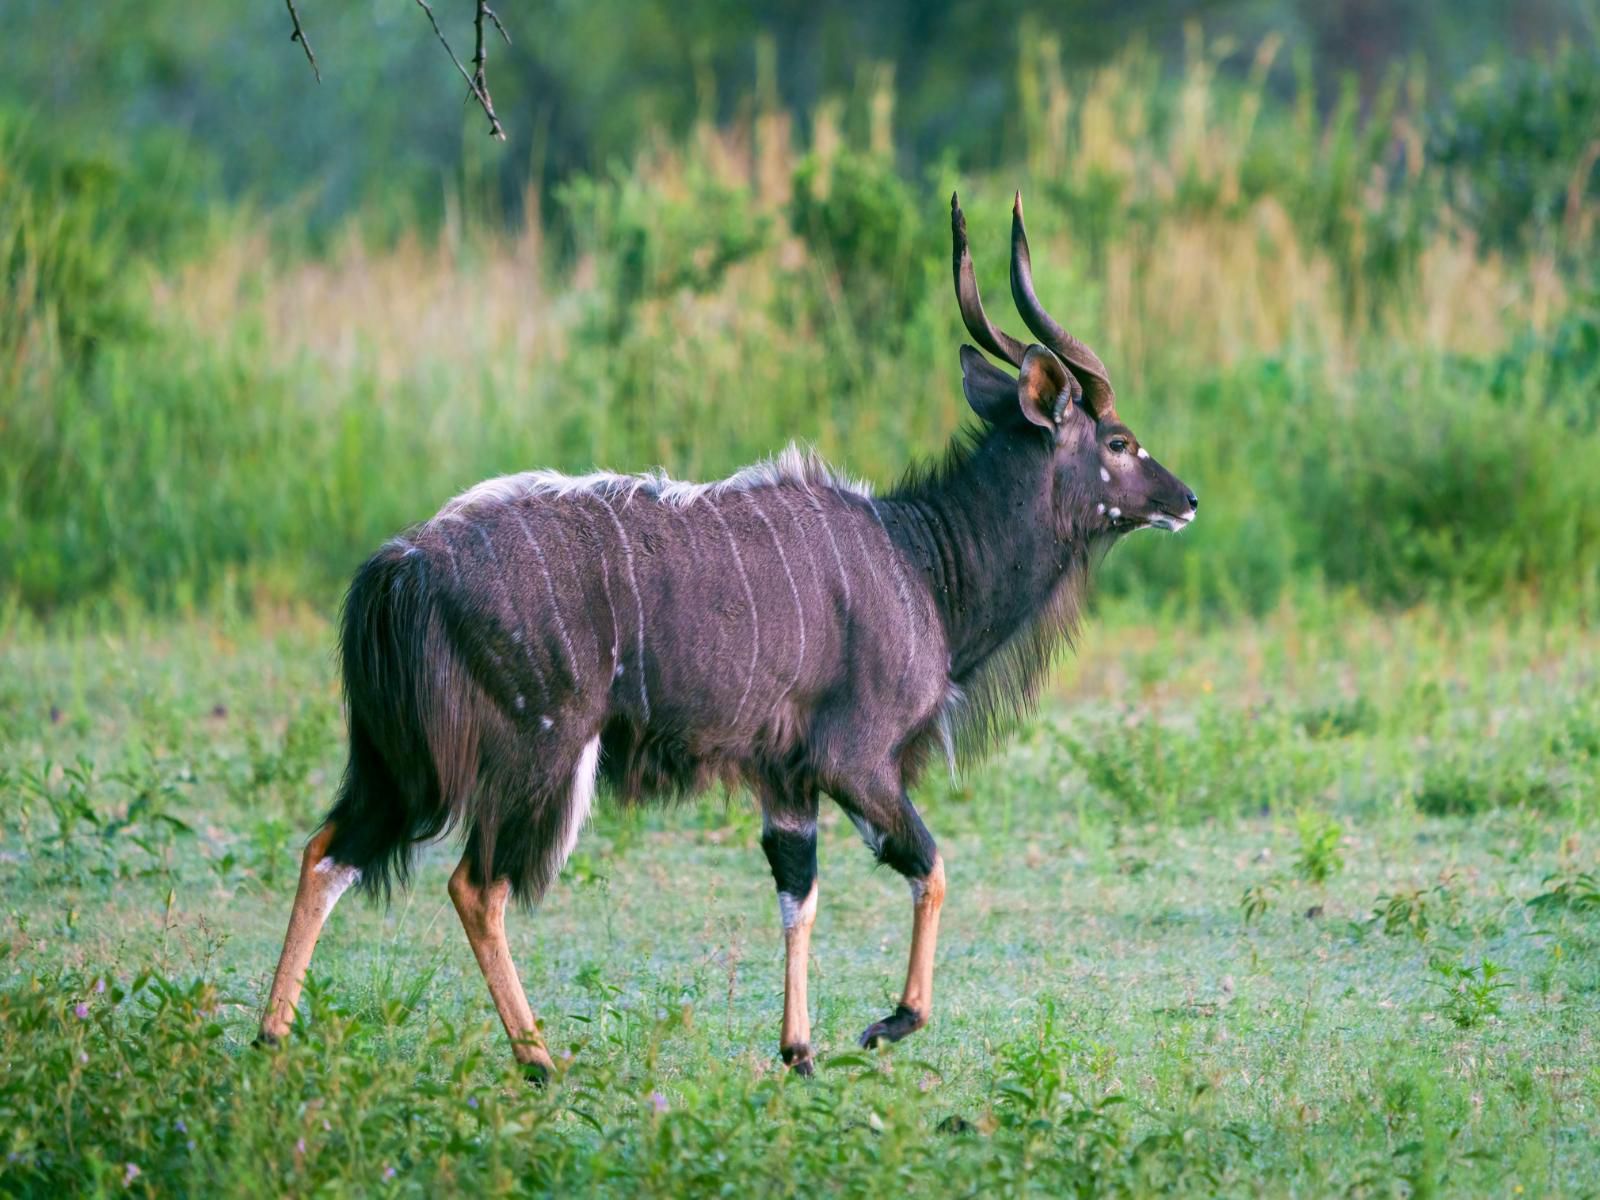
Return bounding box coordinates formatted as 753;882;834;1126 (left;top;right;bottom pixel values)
937;1115;975;1136
252;1031;280;1050
858;1003;923;1049
522;1060;552;1088
781;1044;814;1077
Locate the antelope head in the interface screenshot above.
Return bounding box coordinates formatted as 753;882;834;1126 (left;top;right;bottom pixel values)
950;192;1198;537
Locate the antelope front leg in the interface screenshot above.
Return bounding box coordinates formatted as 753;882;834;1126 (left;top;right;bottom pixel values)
448;855;557;1083
860;853;946;1046
258;823;361;1044
843;788;945;1048
761;801;819;1075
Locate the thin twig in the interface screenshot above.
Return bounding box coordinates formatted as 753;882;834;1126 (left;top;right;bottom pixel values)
414;0;506;140
284;0;321;82
483;2;510;45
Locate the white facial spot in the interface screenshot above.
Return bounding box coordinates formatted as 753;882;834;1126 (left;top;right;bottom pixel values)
1109;507;1122;519
1100;467;1111;483
1097;503;1106;515
614;662;625;678
1137;447;1149;459
514;693;526;712
540;715;554;730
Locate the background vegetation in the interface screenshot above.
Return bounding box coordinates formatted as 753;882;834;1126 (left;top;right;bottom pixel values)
3;6;1599;617
3;3;1599;1195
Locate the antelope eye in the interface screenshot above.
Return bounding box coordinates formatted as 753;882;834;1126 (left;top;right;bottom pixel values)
1108;437;1129;453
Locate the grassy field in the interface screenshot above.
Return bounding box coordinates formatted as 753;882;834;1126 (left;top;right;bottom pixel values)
4;23;1599;1198
3;603;1597;1196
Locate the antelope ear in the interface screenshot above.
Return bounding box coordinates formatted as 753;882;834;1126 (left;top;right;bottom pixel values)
1017;344;1074;430
959;345;1019;424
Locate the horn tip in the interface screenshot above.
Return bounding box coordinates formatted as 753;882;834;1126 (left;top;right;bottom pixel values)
1013;191;1023;215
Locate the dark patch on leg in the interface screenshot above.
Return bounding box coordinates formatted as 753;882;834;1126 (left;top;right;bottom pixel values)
876;817;937;882
781;1043;814;1077
760;823;817;900
858;1002;925;1048
252;1031;280;1050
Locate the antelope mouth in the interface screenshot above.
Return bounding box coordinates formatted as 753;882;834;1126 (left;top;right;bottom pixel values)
1146;509;1195;533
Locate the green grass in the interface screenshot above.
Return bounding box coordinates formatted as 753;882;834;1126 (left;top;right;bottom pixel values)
3;606;1597;1195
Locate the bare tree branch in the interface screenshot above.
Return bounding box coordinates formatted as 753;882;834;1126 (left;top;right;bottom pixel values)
414;0;507;140
284;0;321;82
470;0;507;141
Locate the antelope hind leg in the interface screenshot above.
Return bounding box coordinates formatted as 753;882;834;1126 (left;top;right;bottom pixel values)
448;855;557;1083
258;823;361;1044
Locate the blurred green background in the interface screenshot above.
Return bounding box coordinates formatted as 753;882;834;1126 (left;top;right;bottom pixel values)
3;0;1598;617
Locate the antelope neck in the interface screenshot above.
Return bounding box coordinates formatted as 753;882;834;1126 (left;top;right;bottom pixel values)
878;427;1088;682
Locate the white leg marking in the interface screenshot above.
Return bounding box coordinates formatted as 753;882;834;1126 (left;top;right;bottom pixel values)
746;495;807;692
708;502;761;726
312;857;362;919
551;736;602;879
778;879;819;930
511;508;582;683
908;876;927;905
595;497;650;722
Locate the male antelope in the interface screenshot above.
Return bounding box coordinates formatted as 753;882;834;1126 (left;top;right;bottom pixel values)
258;195;1197;1079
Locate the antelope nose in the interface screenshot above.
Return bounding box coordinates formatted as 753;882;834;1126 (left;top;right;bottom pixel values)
1186;491;1199;511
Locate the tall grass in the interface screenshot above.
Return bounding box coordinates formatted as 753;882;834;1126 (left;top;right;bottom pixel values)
4;34;1597;616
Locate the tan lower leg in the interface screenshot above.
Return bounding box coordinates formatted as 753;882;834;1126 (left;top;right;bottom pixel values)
260;825;360;1041
900;854;946;1019
448;856;554;1073
780;882;818;1067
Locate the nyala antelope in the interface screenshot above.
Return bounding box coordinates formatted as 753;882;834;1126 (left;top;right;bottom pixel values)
258;194;1197;1079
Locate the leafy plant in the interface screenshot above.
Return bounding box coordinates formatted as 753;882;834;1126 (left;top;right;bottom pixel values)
1428;958;1512;1029
1526;871;1600;915
1371;882;1458;942
1292;810;1344;885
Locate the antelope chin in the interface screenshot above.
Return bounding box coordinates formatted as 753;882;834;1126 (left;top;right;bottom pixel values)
1146;511;1195;533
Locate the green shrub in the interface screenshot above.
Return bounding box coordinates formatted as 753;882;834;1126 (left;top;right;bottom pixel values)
789;148;932;334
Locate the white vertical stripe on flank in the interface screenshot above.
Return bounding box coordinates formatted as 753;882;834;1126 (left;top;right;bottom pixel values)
866;500;923;675
510;508;581;683
770;489;828;635
594;496;650;722
803;489;852;609
441;537;465;588
708;502;761;727
745;495;807;693
474;523;547;698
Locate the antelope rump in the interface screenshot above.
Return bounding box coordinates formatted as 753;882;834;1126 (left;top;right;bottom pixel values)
257;194;1198;1080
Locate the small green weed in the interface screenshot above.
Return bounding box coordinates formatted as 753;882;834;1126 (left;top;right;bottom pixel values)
1428;958;1512;1029
1292;810;1344;885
